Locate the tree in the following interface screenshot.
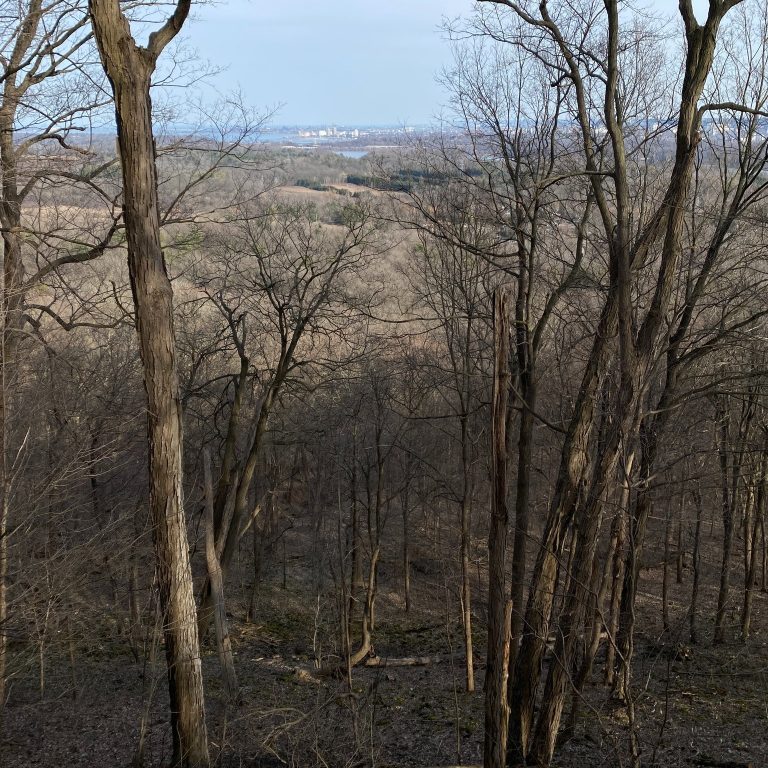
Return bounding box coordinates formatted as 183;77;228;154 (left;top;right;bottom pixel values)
0;0;120;719
471;1;751;764
485;287;511;768
407;218;497;693
192;197;381;638
88;1;209;765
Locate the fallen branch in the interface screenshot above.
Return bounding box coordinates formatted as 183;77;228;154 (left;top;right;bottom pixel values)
364;655;444;667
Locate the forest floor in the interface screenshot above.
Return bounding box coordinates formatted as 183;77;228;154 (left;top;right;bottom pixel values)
2;556;767;768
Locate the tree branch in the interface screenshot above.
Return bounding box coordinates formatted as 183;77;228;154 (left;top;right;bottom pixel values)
146;0;192;62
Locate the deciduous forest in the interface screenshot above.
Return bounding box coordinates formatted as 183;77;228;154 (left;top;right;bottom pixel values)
1;1;768;767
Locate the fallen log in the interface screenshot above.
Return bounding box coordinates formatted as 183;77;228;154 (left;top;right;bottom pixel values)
364;655;443;667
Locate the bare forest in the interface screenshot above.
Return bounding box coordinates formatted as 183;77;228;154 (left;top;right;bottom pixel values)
2;2;768;768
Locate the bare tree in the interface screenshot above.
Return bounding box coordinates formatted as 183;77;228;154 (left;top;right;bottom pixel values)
407;220;496;693
468;1;751;763
0;0;121;718
484;287;512;768
191;197;382;638
88;1;209;764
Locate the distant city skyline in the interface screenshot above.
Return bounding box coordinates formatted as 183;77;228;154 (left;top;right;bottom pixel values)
187;0;711;127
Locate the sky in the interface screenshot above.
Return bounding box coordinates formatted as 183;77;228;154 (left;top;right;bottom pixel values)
188;0;480;126
187;0;710;127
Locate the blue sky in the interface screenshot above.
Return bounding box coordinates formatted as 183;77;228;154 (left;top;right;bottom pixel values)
187;0;709;126
189;0;469;125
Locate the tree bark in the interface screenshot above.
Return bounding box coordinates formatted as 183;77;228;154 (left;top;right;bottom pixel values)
663;506;671;633
88;2;209;764
204;450;238;702
742;448;767;641
714;395;733;644
460;412;475;693
484;288;511;768
604;491;628;685
689;487;703;645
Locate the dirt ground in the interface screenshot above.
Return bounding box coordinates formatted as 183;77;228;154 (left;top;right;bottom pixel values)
3;552;767;768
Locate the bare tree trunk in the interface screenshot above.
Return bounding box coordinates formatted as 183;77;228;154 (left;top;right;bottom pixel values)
128;551;142;661
742;449;766;641
247;511;260;623
0;94;27;726
348;546;379;667
199;389;275;637
88;2;209;764
403;499;411;613
565;552;609;738
0;474;7;718
762;514;767;593
348;428;362;631
604;496;628;685
509;389;534;683
204;450;238;702
744;487;754;590
460;413;474;693
689;487;703;645
507;289;619;763
484;288;511;768
508;215;537;692
529;439;620;767
676;490;685;584
348;421;385;669
662;506;671;633
714;396;733;644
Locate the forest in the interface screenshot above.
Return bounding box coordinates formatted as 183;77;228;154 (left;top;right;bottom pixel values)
2;1;768;767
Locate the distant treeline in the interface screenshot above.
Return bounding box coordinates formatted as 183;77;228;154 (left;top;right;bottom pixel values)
346;166;482;191
295;178;328;191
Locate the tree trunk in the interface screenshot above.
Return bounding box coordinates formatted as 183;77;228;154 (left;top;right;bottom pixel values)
204;451;238;702
676;490;685;584
88;2;209;764
508;384;534;686
0;95;27;725
762;514;767;592
0;476;8;719
742;449;767;641
403;498;411;613
529;444;617;766
484;288;511;768
460;413;474;693
507;291;617;764
662;507;671;633
714;396;733;644
689;487;703;645
604;493;628;685
348;546;379;667
565;552;609;738
349;429;362;632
